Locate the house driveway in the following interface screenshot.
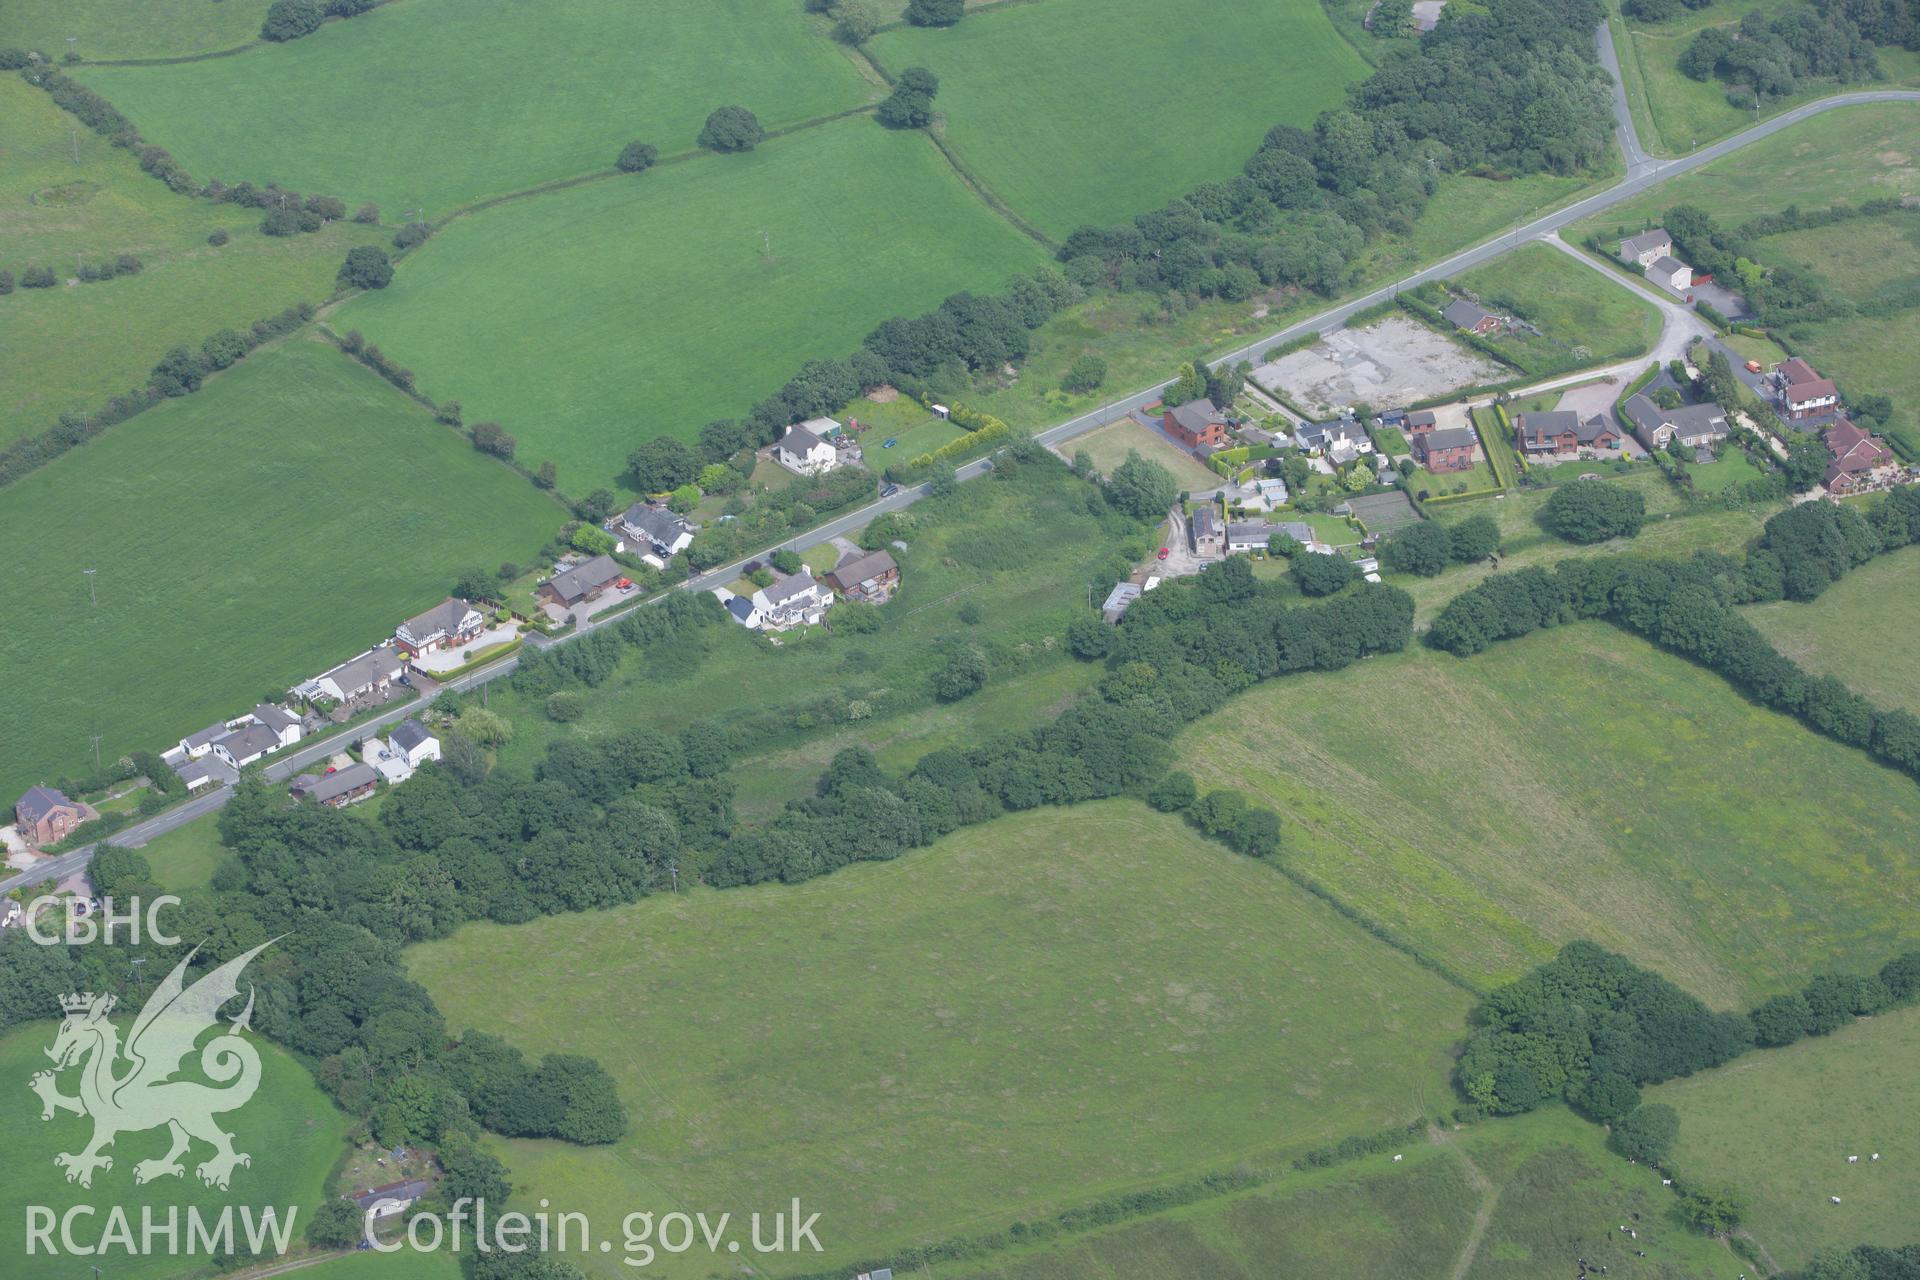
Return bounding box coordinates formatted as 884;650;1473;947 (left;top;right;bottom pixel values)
542;584;641;627
409;623;521;674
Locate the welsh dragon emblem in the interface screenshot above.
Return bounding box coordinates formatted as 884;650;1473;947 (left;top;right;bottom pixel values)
30;941;274;1191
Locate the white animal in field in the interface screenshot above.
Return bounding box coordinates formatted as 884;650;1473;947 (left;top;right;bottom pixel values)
1849;1155;1860;1164
1831;1196;1843;1205
1662;1178;1672;1186
1392;1154;1403;1163
1872;1153;1881;1161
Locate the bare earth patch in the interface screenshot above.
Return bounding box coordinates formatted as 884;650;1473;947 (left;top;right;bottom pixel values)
1255;315;1504;415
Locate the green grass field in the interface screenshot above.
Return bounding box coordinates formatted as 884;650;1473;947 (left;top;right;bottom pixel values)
1182;621;1920;1008
0;0;273;61
939;1107;1734;1279
1610;0;1920;157
1072;415;1222;490
1651;1005;1920;1269
867;0;1368;239
407;802;1471;1278
1451;242;1662;366
336;117;1047;487
1747;546;1920;717
0;74;385;439
137;812;232;896
1572;102;1920;240
0;1019;349;1280
0;335;564;803
75;0;874;213
1751;212;1920;454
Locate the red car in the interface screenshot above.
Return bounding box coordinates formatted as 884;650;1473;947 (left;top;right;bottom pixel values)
1157;547;1170;560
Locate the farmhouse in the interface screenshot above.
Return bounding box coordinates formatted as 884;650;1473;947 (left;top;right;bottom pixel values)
1163;399;1229;451
776;419;841;475
1619;228;1673;267
306;646;405;705
1823;418;1895;493
823;548;900;603
1443;298;1502;334
389;718;441;769
298;762;379;808
1621;395;1729;451
1646;255;1693;292
1513;410;1622;457
14;785;87;847
1415;425;1478;473
540;554;623;610
610;501;695;562
210;723;281;770
751;570;833;631
396;598;485;657
1189;505;1224;556
1101;581;1142;624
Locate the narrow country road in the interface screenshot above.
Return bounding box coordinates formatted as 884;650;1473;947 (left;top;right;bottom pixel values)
6;81;1912;896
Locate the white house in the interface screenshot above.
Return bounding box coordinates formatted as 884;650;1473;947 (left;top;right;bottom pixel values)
245;703;303;749
609;502;695;563
210;723;280;769
303;646;405;704
395;597;484;656
176;722;229;760
716;590;765;630
1619;228;1672;267
751;569;833;631
1647;254;1693;293
388;718;441;769
776;420;840;475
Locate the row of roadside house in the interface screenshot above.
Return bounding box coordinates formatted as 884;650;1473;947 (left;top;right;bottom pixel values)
711;546;903;634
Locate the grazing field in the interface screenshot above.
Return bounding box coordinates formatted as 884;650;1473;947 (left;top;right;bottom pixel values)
479;464;1130;791
1747;546;1920;716
1183;622;1920;1007
1609;0;1920;156
76;0;873;213
338;118;1047;487
1750;213;1920;455
0;336;563;804
0;75;383;438
0;0;273;61
0;1020;349;1280
867;0;1368;239
1450;242;1662;367
1651;1005;1920;1269
1571;102;1920;238
940;1107;1732;1280
408;802;1472;1278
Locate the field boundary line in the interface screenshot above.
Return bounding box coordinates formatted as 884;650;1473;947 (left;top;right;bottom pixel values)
74;0;417;67
917;124;1060;252
869;0;1053;37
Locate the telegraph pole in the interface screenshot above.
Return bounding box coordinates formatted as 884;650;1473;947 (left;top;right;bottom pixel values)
83;567;97;606
90;734;103;771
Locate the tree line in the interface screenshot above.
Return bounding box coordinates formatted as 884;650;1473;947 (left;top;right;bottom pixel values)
1678;0;1889;108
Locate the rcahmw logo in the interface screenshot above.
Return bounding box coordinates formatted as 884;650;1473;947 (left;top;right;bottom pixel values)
24;940;301;1259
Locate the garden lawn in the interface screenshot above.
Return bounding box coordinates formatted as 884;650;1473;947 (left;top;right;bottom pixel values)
0;335;564;803
1650;1005;1920;1269
0;75;385;440
406;802;1471;1279
75;0;873;213
0;0;272;61
867;0;1368;239
1183;622;1920;1008
1451;242;1662;368
1682;447;1763;493
938;1107;1732;1280
337;118;1048;488
1746;546;1920;717
137;811;232;896
1070;415;1221;490
0;1020;350;1280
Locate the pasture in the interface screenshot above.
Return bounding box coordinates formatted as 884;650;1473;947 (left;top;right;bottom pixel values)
1651;1005;1920;1269
337;117;1048;487
867;0;1368;239
0;74;384;439
1747;546;1920;717
0;1019;349;1280
1182;621;1920;1008
479;462;1129;792
1450;242;1662;368
75;0;874;213
0;335;563;804
406;802;1472;1278
940;1107;1731;1280
0;0;272;61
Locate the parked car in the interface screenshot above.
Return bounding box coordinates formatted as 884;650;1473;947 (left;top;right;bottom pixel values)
1157;547;1170;560
881;483;900;497
1745;360;1763;374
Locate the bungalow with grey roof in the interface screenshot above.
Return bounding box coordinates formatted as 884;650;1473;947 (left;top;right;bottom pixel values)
303;762;379;808
1620;395;1728;452
303;646;405;704
609;502;694;563
1442;298;1502;335
176;722;229;760
540;555;623;610
823;548;900;603
211;723;281;770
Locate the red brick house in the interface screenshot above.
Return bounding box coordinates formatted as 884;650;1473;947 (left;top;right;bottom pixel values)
1416;425;1478;473
1163;399;1228;450
1823;418;1894;493
823;548;900;603
1514;410;1622;457
1403;410;1438;436
14;785;89;848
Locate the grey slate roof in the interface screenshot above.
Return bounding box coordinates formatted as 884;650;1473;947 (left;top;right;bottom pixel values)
16;784;72;822
1621;394;1726;441
1622;228;1670;256
1168;398;1222;434
620;503;691;549
321;646;403;695
781;423;826;454
1101;582;1142;615
400;597;472;643
1649;255;1688;278
1443;298;1495;329
760;570;820;608
214;724;279;761
390;719;433;753
725;595;756;622
1191;506;1220;538
546;554;622;604
311;762;378;804
182;722;227;750
828;548;897;588
1421;426;1478;452
251;703;299;733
